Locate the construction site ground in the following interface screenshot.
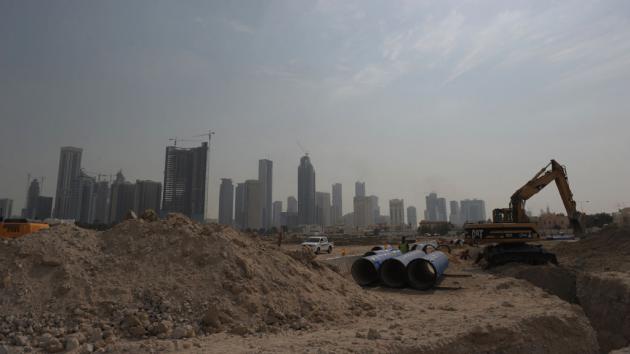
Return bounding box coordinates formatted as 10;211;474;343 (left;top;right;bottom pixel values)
0;216;628;353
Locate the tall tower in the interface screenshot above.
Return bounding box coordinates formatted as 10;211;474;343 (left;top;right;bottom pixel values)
389;199;405;227
355;181;366;197
298;155;316;225
162;142;207;221
407;206;418;228
218;178;234;225
331;183;342;225
258;159;273;230
54;146;83;219
24;179;41;219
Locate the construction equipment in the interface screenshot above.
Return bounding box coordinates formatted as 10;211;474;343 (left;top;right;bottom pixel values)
464;159;584;267
0;218;49;239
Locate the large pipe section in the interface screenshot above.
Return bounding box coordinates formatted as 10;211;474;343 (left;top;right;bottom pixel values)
406;251;449;290
410;241;438;252
351;249;401;286
379;250;427;288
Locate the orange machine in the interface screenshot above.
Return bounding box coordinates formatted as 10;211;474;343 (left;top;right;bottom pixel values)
0;218;49;239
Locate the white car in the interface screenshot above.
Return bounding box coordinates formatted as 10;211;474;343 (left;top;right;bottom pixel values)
301;237;334;254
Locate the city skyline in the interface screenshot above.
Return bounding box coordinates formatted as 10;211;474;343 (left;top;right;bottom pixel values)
1;1;628;218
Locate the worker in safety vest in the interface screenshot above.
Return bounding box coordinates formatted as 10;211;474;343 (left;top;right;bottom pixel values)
399;236;409;253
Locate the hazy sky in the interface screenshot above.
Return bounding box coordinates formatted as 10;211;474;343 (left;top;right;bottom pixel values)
1;0;629;218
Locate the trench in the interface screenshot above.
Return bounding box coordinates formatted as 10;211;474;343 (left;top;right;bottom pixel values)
493;264;630;353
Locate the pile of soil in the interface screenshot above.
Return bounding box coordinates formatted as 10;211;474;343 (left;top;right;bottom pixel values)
0;214;382;352
553;226;630;272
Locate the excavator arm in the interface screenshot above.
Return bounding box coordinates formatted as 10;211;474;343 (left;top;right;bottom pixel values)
510;160;584;235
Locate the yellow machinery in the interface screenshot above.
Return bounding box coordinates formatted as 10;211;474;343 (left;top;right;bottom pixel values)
464;159;584;267
0;218;49;239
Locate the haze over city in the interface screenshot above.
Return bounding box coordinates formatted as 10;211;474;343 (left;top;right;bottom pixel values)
2;0;630;217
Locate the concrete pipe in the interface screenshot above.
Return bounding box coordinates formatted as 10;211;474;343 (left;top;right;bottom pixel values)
351;249;402;286
406;251;449;290
410;241;438;252
379;250;427;288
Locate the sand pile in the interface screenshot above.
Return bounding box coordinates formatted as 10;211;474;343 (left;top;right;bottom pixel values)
0;214;382;352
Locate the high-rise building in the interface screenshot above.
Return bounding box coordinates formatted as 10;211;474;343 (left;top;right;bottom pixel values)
34;196;53;220
162;142;207;221
355;181;366;197
258;159;273;230
353;196;377;228
272;200;282;228
389;199;405;227
315;192;331;227
218;178;234;226
70;172;96;224
332;183;342;225
234;183;246;229
135;180;162;215
93;181;110;224
449;200;460;225
0;199;14;219
287;196;298;213
424;193;448;222
54;147;83;219
407;206;417;227
23;179;41;219
109;171;136;224
245;180;262;230
460;199;487;223
298;155;316;225
369;195;380;221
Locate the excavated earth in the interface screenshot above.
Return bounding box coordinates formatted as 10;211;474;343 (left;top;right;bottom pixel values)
0;216;622;353
493;227;630;354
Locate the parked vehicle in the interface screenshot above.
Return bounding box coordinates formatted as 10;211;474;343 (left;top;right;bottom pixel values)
301;236;334;254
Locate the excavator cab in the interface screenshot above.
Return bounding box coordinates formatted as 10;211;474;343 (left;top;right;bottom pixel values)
492;208;514;223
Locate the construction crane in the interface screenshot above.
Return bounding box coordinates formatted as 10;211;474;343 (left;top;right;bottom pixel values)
465;159;584;267
296;140;309;156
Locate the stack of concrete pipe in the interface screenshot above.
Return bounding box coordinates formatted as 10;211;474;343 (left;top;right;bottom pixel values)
351;248;449;290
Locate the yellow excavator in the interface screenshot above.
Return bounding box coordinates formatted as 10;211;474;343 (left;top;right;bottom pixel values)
464;159;584;267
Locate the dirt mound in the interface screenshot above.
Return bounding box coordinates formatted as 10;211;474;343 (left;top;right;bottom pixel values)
554;227;630;272
0;214;382;351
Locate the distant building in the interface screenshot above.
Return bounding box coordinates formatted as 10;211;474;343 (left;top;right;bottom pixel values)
67;171;96;224
298;155;316;225
449;200;460;225
424;193;447;222
287;196;298;213
109;171;136;224
218;178;234;225
315;192;331;227
34;196;53;220
93;181;110;224
0;199;13;219
389;199;405;227
343;212;354;228
460;199;486;223
614;208;630;227
54;146;83;219
407;206;417;228
162;142;207;221
369;195;380;222
354;196;378;228
538;212;570;231
258;159;273;230
234;183;246;229
245;180;262;230
355;182;365;197
332;183;342;225
135;180;162;215
23;179;41;219
272;200;283;228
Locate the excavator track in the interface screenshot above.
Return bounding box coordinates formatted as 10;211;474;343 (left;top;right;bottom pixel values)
481;243;558;268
